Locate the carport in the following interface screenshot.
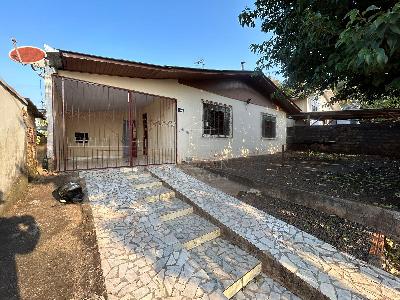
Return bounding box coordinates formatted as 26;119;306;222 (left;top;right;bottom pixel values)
51;76;177;170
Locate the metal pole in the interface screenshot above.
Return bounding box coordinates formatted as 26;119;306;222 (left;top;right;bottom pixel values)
108;137;110;168
52;76;57;170
128;91;133;167
117;133;119;167
61;78;66;171
175;99;177;163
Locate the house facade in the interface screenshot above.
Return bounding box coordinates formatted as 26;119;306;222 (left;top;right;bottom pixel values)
45;49;299;170
292;90;359;125
294;90;339;114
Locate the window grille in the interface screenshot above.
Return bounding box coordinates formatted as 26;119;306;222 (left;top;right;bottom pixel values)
261;113;276;138
202;100;232;137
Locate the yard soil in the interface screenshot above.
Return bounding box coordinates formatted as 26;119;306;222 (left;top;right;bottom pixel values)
201;151;400;210
0;172;106;300
180;164;400;276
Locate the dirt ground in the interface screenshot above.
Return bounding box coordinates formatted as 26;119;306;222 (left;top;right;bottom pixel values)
201;151;400;210
180;164;400;276
0;173;106;300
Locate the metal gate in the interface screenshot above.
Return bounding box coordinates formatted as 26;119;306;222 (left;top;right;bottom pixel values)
52;76;177;171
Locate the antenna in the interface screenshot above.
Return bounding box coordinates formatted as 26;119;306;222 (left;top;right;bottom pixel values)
11;38;24;65
195;58;205;69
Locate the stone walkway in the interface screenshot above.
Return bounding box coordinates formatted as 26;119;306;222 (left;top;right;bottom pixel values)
81;167;299;299
80;168;224;299
149;165;400;300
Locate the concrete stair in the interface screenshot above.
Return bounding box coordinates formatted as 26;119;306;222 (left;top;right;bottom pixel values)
147;197;193;222
126;171;152;180
232;274;301;300
130;170;300;299
191;237;262;299
149;165;400;300
131;176;163;190
164;213;221;250
136;186;175;202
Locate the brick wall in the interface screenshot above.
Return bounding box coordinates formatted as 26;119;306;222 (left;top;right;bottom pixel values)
287;123;400;157
23;110;38;177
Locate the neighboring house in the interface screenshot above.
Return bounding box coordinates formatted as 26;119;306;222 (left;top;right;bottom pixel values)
44;49;299;171
292;90;357;125
0;78;43;203
294;90;339;113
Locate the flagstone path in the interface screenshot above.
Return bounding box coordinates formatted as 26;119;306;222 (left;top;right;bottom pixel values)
80;167;299;299
149;165;400;300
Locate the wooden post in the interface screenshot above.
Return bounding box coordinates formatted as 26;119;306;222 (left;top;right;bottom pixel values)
281;144;285;166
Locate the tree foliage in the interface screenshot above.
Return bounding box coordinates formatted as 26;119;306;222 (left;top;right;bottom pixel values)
239;1;400;106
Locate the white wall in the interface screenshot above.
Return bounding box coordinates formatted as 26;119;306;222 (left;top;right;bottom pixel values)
136;99;176;163
65;111;128;158
55;71;287;162
0;84;26;199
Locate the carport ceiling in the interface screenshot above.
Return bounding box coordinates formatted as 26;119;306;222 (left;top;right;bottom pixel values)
54;78;168;112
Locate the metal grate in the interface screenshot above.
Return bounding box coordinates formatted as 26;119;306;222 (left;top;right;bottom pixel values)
202;100;232;138
52;76;177;171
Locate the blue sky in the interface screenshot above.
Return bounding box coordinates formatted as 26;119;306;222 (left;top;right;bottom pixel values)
0;0;279;107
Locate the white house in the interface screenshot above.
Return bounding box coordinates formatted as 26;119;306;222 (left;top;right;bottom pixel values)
44;49;299;171
291;90;360;125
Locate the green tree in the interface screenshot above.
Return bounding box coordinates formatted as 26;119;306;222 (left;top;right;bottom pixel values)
239;1;400;107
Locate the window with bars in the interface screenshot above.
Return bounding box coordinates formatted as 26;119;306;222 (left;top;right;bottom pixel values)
202;101;232;137
261;113;276;138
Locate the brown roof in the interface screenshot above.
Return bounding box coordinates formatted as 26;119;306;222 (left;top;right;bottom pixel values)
25;98;45;119
49;49;300;114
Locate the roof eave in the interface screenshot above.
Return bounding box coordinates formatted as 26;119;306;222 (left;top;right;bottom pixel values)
50;49;300;114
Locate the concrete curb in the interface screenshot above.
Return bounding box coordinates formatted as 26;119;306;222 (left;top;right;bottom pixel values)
202;166;400;241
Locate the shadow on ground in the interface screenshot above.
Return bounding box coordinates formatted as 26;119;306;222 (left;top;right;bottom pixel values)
0;172;106;300
0;215;40;299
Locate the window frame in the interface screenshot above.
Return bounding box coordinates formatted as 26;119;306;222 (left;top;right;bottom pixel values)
75;132;89;144
202;100;233;138
261;113;277;139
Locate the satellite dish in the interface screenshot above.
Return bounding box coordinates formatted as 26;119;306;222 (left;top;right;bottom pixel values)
9;46;46;64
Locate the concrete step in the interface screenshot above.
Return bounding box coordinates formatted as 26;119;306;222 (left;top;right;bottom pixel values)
137;186;175;202
147;197;194;222
149;165;400;300
131;176;163;190
232;274;301;300
165;213;220;250
119;166;145;174
190;237;262;299
126;171;152;180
